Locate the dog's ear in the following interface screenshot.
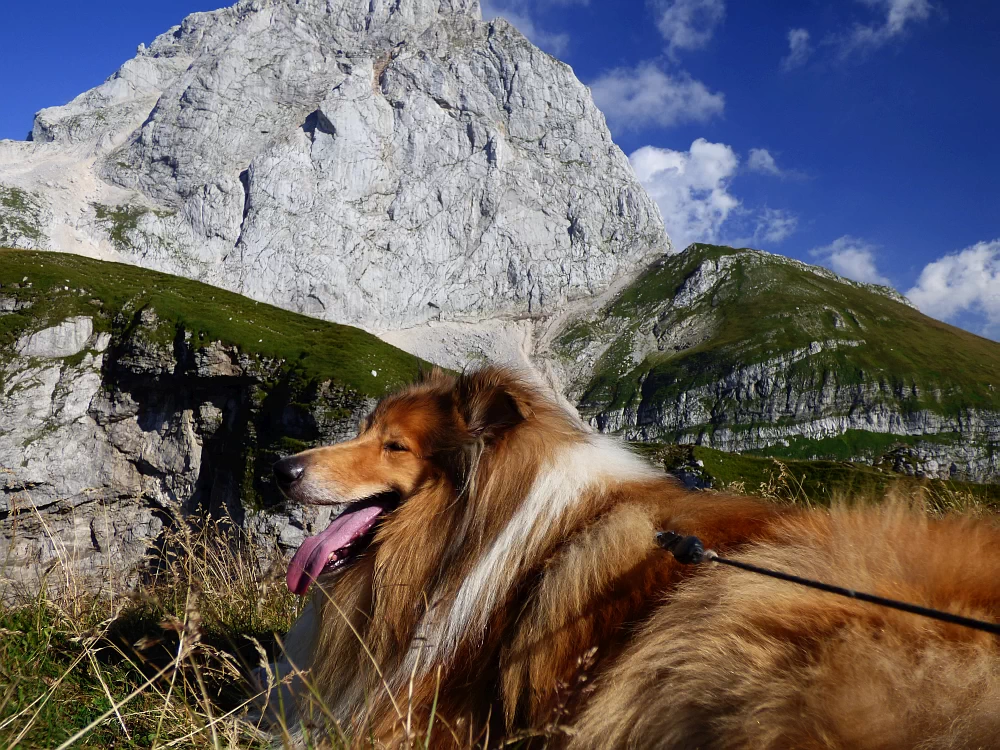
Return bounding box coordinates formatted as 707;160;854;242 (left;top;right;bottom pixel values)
456;368;531;441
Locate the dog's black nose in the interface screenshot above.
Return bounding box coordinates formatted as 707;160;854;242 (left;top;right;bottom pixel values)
273;457;305;487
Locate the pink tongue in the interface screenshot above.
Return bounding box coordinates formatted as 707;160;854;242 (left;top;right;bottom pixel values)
286;505;384;596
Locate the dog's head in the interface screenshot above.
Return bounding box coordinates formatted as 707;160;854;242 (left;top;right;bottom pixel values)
275;366;535;596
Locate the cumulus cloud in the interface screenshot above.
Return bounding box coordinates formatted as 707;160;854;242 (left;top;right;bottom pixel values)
747;148;781;176
838;0;934;57
629;139;740;250
652;0;726;54
590;62;724;132
629;141;799;250
906;240;1000;334
811;236;891;285
781;28;812;70
480;0;576;56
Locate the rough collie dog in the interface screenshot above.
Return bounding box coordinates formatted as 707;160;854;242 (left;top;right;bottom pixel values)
271;366;1000;748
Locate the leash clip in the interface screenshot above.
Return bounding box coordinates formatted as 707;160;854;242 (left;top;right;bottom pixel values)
656;531;715;565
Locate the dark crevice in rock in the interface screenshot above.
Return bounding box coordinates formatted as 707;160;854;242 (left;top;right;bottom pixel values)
234;167;252;249
89;521;103;553
301;110;336;144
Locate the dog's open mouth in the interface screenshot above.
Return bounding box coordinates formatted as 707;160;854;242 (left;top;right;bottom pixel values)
286;493;398;596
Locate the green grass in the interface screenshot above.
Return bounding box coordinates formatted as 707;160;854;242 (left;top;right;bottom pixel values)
0;604;131;748
0;248;426;397
0;515;294;749
746;429;965;462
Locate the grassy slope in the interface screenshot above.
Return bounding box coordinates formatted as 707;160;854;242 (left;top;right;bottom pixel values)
0;249;424;396
635;442;1000;510
561;243;1000;448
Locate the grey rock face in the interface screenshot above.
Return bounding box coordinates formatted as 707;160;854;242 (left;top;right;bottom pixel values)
0;313;374;599
596;359;1000;484
0;186;49;249
15;317;94;358
2;0;667;330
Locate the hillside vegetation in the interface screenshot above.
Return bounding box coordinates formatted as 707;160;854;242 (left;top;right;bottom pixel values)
559;244;1000;480
0;248;425;395
637;443;1000;510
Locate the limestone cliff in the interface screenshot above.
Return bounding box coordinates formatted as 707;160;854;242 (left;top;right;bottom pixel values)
0;0;667;329
0;250;422;598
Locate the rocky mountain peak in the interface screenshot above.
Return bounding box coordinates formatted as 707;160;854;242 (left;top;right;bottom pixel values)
2;0;667;331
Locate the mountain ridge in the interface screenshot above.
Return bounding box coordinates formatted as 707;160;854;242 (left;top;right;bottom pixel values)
554;243;1000;482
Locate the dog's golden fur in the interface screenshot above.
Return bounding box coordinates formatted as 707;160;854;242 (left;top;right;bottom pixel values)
277;365;1000;748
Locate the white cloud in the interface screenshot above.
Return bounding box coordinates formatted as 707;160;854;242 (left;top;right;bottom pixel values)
839;0;934;57
630;139;740;250
630;140;799;251
652;0;726;54
747;148;781;176
590;62;724;132
752;208;798;244
480;0;577;56
811;236;891;285
721;207;800;248
863;0;933;36
906;240;1000;334
746;148;806;180
781;28;812;70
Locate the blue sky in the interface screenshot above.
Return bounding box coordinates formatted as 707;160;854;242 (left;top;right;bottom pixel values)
1;0;998;337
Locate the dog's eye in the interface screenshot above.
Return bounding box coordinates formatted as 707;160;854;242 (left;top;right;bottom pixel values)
384;441;408;453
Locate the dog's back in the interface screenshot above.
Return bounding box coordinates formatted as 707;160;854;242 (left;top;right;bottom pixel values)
570;503;1000;749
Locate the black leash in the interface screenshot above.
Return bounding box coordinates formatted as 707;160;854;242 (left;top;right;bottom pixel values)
655;531;1000;637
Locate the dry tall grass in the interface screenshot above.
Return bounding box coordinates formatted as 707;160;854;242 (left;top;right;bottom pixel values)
0;504;481;749
0;508;308;749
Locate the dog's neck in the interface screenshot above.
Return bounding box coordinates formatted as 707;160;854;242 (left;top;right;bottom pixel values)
309;430;669;733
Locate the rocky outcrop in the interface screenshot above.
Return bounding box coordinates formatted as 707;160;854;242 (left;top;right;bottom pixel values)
0;0;667;329
0;309;375;600
14;316;96;358
599;381;1000;483
876;442;1000;483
